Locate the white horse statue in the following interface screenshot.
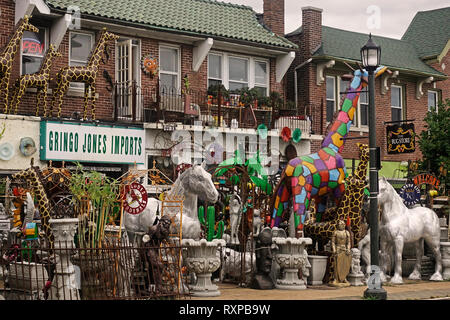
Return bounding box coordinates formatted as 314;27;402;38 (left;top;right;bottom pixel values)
124;162;219;241
378;177;443;284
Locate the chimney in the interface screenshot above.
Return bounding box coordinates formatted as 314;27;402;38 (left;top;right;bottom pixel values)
263;0;285;37
302;6;323;57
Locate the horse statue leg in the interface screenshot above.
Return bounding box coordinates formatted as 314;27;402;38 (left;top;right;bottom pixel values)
391;237;404;284
408;239;424;280
424;235;443;281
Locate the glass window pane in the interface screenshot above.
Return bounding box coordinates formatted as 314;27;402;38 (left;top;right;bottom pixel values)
229;82;247;92
160;47;178;73
229;57;248;82
339;78;350;98
428;91;437;112
208;54;222;79
359;91;368;104
326;100;335;122
391;108;402;122
22;56;43;75
22;29;46;57
160;74;177;92
326;77;335;100
360;104;368;126
70;33;92;64
208;79;222;89
391;86;401;107
255;61;267;85
254;86;267;97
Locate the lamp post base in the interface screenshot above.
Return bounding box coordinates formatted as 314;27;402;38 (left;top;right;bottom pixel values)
364;287;387;300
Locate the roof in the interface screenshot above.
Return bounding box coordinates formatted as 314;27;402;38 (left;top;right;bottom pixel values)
44;0;297;50
401;7;450;59
286;26;446;78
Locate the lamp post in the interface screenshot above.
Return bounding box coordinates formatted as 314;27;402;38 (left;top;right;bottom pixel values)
361;34;387;300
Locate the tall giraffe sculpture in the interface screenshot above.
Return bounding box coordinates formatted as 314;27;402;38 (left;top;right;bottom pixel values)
0;15;39;113
270;66;387;237
304;143;369;248
10;44;62;116
49;28;119;120
12;164;54;250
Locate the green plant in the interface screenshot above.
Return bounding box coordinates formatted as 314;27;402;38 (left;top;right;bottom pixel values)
257;96;271;107
70;163;119;248
207;84;229;99
198;205;224;241
238;87;259;106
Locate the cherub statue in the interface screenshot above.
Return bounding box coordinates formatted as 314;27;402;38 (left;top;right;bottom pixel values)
347;248;365;286
330;219;352;287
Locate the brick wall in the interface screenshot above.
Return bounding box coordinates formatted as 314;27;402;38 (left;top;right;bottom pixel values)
430;52;450;101
263;0;285;37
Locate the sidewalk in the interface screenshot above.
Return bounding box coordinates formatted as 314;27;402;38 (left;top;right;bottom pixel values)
191;279;450;300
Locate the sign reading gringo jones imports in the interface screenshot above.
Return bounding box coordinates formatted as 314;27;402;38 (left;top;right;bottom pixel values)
386;123;415;154
40;121;145;164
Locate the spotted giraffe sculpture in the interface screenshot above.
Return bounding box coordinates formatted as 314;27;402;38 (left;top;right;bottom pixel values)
270;66;387;237
12;165;54;250
304;143;369;248
10;44;62;116
49;28;119;120
0;15;39;113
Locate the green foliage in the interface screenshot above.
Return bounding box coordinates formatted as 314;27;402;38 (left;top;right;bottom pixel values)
417;99;450;190
207;84;229;99
198;205;224;241
238;87;259;106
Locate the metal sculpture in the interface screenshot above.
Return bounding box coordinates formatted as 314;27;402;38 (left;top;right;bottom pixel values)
270;67;387;237
378;177;443;283
49;28;119;120
1;15;39;113
10;44;62;116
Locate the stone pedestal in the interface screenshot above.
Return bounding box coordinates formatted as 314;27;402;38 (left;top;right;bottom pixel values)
7;261;48;300
441;242;450;280
440;218;449;243
307;255;328;285
347;248;365;286
182;239;225;297
48;218;80;300
272;237;312;290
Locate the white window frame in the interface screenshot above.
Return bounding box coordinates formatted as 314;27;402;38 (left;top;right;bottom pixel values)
391;85;403;122
428;90;439;113
326;75;336;123
207;51;270;95
20;26;48;75
207;52;223;88
254;59;269;96
159;44;181;93
68;30;95;92
228;55;249;91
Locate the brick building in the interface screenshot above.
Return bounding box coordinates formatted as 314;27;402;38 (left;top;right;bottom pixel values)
0;0;314;181
285;6;449;178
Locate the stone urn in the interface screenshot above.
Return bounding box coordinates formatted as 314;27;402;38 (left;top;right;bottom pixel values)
48;218;80;300
181;238;225;297
307;255;328;286
272;237;312;290
441;242;450;280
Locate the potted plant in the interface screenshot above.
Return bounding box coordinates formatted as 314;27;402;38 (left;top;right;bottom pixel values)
238;87;258;107
207;84;229;105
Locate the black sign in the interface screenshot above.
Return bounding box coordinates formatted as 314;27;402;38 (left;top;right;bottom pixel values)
386;123;415;154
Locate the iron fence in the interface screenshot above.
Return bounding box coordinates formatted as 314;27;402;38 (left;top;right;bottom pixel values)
0;239;189;300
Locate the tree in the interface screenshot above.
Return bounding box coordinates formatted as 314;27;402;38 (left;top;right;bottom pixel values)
417;98;450;191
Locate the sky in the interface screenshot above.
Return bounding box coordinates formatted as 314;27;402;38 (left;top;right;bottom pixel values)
224;0;449;39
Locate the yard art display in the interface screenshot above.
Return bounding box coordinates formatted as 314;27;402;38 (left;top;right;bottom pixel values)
10;44;61;116
270;66;387;236
378;177;443;284
48;28;119;120
1;16;39;114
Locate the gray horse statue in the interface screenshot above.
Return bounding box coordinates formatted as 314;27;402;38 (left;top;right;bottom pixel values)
124;162;219;241
378;177;443;284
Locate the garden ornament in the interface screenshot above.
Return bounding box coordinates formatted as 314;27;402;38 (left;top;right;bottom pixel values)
253;209;262;237
271;67;387;237
250;227;275;290
0;142;14;160
377;177;443;284
19;137;37;157
1;16;39;113
329;220;352;287
229;194;241;244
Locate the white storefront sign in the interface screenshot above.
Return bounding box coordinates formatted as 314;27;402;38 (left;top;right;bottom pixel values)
40;121;145;164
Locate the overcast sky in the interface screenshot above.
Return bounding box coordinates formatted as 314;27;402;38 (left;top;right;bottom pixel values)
225;0;449;39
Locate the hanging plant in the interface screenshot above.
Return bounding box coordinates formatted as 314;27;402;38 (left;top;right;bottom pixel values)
141;54;158;77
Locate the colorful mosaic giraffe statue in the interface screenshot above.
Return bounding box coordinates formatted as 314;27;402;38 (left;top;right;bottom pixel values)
304;143;369;248
0;15;39;114
12;164;54;249
270;66;387;237
49;28;119;120
10;44;62;116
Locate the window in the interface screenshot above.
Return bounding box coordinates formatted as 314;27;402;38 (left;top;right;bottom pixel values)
159;46;179;93
391;85;403;122
229;56;248;92
208;53;222;88
326;76;336;122
207;52;269;95
21;27;47;75
69;31;94;90
428;90;439;112
359;90;369;126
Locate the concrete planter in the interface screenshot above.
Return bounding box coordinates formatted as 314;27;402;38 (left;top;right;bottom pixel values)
441;242;450;280
307;255;328;286
272;237;312;290
8;261;48;292
182;239;225;297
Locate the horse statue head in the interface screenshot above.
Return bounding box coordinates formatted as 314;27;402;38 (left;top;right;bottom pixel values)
178;161;219;203
377;176;396;207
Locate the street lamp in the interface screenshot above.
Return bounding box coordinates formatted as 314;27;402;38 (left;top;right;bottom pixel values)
361;34;387;300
